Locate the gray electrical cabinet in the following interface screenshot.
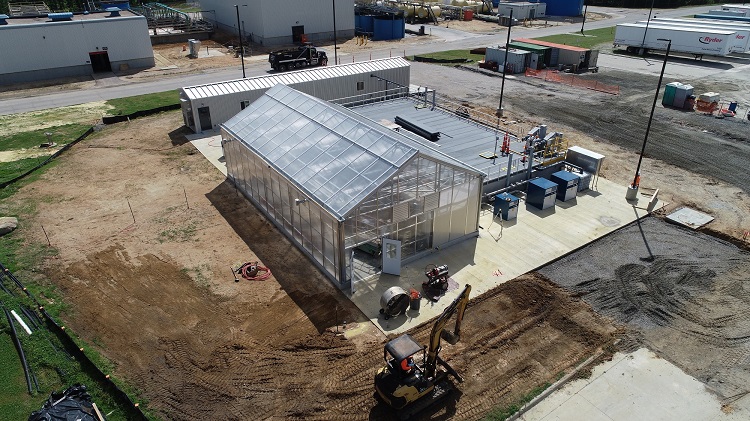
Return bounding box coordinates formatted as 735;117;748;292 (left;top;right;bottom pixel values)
493;192;519;221
550;170;579;201
527;178;557;210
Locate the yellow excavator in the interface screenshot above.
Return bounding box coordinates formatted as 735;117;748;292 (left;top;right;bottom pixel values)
374;284;471;419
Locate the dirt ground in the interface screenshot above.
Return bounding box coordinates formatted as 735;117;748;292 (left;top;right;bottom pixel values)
2;113;616;420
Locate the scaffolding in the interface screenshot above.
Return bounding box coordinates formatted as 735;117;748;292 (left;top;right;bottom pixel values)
131;2;214;33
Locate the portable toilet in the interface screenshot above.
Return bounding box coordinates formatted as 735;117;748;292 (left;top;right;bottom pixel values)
550;171;579;202
527;178;557;210
493;192;520;221
663;82;679;106
673;84;693;109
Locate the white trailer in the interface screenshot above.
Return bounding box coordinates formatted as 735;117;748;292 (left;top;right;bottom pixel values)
721;4;750;17
614;23;736;58
644;19;750;52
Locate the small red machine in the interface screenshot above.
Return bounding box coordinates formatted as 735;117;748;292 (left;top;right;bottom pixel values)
423;264;449;291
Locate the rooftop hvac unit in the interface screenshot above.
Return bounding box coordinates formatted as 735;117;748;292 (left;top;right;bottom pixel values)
47;12;73;21
105;7;121;17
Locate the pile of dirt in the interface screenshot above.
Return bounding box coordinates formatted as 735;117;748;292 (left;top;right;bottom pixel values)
540;217;750;400
3;112;616;419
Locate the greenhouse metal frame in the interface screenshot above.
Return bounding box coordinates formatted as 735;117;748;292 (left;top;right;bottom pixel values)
222;84;483;288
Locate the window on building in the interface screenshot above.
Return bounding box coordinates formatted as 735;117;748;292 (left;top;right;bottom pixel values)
356;81;364;91
240;100;250;110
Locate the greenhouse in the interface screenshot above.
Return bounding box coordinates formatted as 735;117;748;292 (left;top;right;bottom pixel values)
221;84;484;289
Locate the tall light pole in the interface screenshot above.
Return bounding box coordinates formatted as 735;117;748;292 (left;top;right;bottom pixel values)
332;0;338;65
627;38;671;200
234;4;246;78
496;9;513;118
640;0;656;54
580;2;588;34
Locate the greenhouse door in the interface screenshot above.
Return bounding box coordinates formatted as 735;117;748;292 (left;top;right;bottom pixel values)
382;238;401;276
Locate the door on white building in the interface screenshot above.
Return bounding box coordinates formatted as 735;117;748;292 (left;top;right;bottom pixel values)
382;238;401;276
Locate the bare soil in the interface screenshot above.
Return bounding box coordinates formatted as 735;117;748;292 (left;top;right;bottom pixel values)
2;112;616;420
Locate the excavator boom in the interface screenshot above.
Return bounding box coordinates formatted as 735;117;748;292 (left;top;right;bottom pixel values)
424;284;472;379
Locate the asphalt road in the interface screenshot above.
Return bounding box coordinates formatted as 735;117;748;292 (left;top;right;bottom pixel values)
0;5;720;116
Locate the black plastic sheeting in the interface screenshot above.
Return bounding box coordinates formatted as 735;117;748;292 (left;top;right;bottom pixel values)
29;384;99;421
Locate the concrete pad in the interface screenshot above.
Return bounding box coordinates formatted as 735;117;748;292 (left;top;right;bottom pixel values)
349;179;667;335
522;348;744;421
187;131;226;176
666;207;715;229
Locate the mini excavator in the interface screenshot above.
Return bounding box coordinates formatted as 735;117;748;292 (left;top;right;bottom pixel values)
374;284;471;419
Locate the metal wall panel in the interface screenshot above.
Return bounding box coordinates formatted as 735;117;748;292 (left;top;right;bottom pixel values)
182;58;410;132
0;17;152;74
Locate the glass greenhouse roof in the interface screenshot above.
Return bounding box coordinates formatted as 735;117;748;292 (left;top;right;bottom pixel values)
223;84;421;220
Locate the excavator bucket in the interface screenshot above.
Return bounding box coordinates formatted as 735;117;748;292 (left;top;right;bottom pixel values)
441;329;459;345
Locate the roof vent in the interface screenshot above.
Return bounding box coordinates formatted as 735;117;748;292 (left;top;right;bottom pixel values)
47;12;73;21
0;14;8;25
105;7;121;17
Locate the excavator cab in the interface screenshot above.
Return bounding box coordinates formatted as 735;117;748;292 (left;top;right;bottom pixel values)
384;334;426;377
374;285;472;418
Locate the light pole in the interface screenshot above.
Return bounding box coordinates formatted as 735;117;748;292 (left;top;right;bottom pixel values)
496;9;513;118
332;0;338;65
234;4;247;78
640;0;656;54
626;38;671;200
580;2;588;34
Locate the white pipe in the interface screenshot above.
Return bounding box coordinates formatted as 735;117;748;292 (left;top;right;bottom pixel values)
11;310;32;335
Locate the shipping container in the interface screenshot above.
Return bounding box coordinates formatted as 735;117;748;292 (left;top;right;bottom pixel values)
512;38;589;68
614;23;736;57
497;2;546;20
485;47;530;73
508;41;550;68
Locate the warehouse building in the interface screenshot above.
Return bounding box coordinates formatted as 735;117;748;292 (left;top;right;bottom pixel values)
180;57;411;133
221;84;484;288
0;9;154;85
198;0;355;46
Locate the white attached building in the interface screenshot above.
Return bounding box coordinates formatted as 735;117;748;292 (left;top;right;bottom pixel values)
0;10;154;85
198;0;355;46
180;57;411;133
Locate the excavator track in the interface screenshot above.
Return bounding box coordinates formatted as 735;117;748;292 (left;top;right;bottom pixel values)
398;380;454;420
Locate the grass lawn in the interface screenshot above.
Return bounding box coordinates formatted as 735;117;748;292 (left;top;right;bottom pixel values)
533;27;616;50
105;90;180;116
0;124;90;152
408;49;486;63
0;333;45;420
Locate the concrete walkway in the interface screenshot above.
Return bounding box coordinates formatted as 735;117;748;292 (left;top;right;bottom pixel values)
521;348;750;421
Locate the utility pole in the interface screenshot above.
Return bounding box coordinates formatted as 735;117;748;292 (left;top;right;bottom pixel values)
497;9;513;118
332;0;338;65
234;4;246;78
627;38;671;200
580;2;588;34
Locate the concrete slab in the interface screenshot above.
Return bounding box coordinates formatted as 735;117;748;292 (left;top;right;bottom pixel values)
521;348;748;421
187;131;225;176
666;206;715;229
349;179;667;335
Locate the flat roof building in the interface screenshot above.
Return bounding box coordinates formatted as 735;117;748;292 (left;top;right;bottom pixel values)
0;9;154;85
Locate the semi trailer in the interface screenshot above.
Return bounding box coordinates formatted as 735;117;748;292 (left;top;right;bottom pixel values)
614;23;736;58
646;18;750;52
